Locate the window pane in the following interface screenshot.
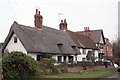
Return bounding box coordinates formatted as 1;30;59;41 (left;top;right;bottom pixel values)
63;56;66;62
14;37;17;43
58;56;62;62
68;56;73;62
83;49;86;54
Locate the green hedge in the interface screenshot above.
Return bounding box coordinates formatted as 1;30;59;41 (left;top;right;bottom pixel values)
2;51;38;79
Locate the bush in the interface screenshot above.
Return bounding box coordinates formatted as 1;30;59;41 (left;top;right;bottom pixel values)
37;58;55;75
37;58;68;75
57;62;68;73
2;51;38;79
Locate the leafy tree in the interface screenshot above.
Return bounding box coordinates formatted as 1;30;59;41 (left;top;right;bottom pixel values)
112;39;120;65
2;51;38;79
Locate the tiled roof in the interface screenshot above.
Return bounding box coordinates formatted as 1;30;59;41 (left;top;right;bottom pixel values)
66;30;97;49
76;29;105;44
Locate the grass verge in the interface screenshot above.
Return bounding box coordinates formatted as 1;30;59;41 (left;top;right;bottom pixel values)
41;68;117;78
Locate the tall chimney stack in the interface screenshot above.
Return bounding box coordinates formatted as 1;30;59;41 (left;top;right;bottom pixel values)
59;19;67;31
34;9;43;29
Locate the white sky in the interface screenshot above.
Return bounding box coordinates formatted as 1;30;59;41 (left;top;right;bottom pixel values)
0;0;119;42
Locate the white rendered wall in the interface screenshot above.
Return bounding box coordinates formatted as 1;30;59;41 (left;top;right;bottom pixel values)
77;55;86;61
5;33;27;54
77;49;93;61
94;50;99;61
52;55;58;61
27;53;37;60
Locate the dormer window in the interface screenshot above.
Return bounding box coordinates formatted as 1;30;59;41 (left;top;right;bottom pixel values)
57;43;63;52
71;46;76;50
14;37;17;43
71;46;81;55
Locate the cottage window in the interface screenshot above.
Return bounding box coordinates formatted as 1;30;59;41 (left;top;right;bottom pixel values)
14;37;17;43
71;46;81;54
98;43;103;49
58;56;62;62
83;49;86;54
63;56;66;62
68;56;73;63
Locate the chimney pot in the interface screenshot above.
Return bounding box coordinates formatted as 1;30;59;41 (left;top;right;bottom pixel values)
84;27;91;37
36;9;39;15
64;19;66;22
61;20;63;23
64;19;67;30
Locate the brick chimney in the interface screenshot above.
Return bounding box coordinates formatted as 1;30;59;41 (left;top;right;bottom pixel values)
84;27;91;37
34;9;43;29
59;19;67;31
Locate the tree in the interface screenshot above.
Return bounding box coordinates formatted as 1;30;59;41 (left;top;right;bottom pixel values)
2;51;38;79
112;39;120;65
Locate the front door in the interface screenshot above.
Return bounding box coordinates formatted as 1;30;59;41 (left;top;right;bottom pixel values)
37;55;42;61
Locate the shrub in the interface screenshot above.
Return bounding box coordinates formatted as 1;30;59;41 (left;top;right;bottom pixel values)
37;58;68;75
38;58;55;75
2;51;38;79
57;62;68;73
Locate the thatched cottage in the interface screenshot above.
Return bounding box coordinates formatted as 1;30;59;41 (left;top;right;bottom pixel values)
2;9;112;63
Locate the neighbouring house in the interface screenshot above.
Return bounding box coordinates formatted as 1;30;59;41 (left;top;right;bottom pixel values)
76;27;113;61
2;9;100;63
59;19;98;61
58;20;98;61
104;38;113;57
66;30;99;62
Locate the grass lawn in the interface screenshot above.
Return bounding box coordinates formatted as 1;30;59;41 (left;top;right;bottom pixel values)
40;68;116;78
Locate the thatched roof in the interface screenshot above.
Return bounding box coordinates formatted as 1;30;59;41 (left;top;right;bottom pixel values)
2;21;78;55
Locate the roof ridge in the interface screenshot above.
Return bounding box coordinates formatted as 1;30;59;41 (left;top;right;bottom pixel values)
76;29;103;32
17;22;62;31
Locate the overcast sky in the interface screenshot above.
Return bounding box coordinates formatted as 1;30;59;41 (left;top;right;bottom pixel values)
0;0;119;42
